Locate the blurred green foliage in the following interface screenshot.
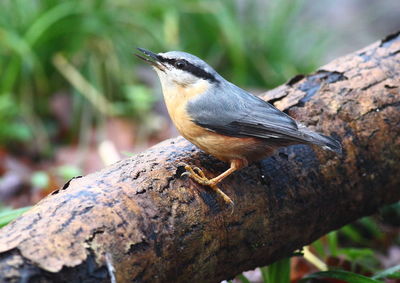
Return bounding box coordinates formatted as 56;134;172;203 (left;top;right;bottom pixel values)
311;217;384;274
0;205;32;228
233;207;400;282
31;171;50;189
0;0;326;150
0;2;398;281
260;258;290;283
300;269;400;283
56;165;82;181
0;96;31;142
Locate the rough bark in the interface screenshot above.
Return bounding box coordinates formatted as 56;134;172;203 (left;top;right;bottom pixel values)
1;31;399;283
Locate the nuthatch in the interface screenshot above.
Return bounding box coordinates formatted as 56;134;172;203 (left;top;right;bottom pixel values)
136;48;342;207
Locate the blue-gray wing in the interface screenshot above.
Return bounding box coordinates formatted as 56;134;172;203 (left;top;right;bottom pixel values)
186;81;342;153
187;82;300;139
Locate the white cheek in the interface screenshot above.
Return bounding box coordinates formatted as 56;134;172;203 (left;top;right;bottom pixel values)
155;69;172;88
155;70;180;104
156;68;196;87
172;70;197;86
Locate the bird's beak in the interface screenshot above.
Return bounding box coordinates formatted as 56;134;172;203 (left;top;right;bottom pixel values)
135;48;165;71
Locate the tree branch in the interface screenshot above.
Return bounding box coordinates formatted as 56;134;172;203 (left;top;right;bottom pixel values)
1;31;400;283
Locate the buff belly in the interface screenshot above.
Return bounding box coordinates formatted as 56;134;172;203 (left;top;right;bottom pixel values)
172;110;273;163
188;131;273;163
161;80;275;163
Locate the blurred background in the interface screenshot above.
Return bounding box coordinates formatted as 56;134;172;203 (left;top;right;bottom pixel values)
0;0;399;282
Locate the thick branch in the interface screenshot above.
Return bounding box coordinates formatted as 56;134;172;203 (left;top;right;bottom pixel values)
1;32;400;283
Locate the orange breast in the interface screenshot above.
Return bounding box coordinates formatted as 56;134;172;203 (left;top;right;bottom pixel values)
162;80;210;140
162;81;273;163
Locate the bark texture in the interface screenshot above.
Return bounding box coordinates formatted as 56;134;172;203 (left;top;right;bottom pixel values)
0;31;400;283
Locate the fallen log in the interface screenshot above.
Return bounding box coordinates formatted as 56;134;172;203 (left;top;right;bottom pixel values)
0;31;399;283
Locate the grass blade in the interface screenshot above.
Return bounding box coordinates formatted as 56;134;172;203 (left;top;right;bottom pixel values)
300;270;380;283
25;1;79;46
372;264;400;280
261;258;290;283
0;206;32;228
237;273;251;283
52;53;114;116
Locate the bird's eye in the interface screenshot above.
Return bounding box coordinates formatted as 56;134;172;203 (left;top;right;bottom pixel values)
175;60;186;69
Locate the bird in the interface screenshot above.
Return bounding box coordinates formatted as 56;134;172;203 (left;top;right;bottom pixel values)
136;48;342;207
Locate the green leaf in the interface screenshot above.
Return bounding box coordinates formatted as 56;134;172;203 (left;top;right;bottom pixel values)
56;165;82;181
372;264;400;280
0;206;32;228
339;224;368;245
237;274;251;283
359;217;383;239
311;238;326;258
124;85;155;115
327;231;338;257
31;171;49;189
300;270;380;283
25;1;80;46
261;258;290;283
338;247;374;262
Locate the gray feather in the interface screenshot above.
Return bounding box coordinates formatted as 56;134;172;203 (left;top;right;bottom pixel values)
187;80;342;154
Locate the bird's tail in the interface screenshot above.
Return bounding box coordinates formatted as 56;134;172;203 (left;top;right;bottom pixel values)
298;124;342;155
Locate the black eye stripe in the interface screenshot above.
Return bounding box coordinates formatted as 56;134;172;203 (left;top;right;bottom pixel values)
160;57;217;82
185;64;217;82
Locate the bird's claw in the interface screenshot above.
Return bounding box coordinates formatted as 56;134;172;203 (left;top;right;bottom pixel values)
177;162;189;168
178;162;234;209
182;164;211;186
193;166;206;178
180;171;191;178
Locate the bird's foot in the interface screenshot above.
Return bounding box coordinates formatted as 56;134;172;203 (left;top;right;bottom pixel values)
179;163;234;209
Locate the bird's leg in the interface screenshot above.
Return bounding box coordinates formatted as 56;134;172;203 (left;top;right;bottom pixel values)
208;159;247;186
180;159;247;206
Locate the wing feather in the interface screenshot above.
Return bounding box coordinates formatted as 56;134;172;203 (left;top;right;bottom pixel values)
187;82;306;142
186;81;342;154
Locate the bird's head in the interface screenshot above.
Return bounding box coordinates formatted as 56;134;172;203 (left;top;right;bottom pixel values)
136;48;220;90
